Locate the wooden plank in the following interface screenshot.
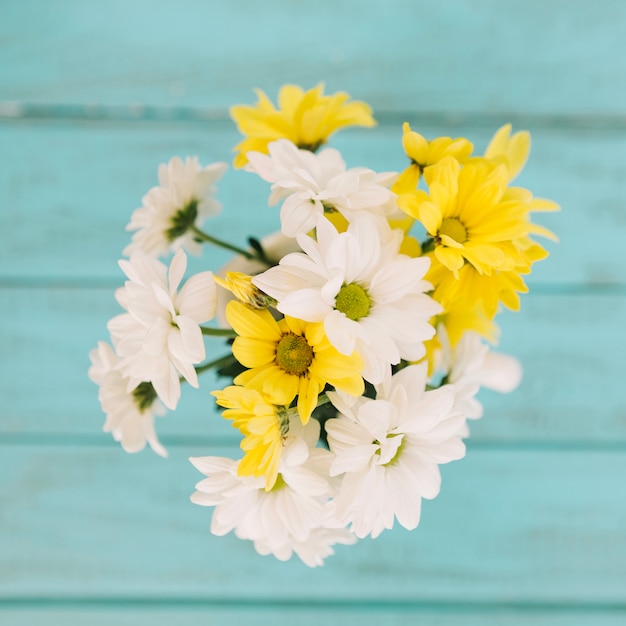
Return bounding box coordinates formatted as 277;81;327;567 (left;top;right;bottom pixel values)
1;445;625;602
0;120;621;286
2;607;625;626
1;1;626;116
1;288;624;442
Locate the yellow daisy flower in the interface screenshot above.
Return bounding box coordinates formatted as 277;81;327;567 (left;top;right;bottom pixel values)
212;385;287;490
226;301;364;423
393;122;474;193
397;156;558;278
230;83;376;167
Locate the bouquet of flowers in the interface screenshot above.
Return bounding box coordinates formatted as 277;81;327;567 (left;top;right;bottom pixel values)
89;84;558;567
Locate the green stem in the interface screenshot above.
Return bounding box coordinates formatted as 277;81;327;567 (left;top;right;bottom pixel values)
200;326;237;337
421;237;436;253
194;353;238;376
316;393;331;408
190;225;260;261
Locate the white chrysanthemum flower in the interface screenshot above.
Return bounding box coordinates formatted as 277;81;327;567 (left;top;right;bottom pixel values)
254;510;356;567
88;341;167;457
190;419;349;566
437;329;523;420
108;249;217;410
246;139;397;237
253;215;441;383
326;363;467;539
124;156;227;257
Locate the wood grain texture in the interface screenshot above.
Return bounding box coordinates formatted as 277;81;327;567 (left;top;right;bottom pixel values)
1;445;625;603
2;121;624;286
2;0;626;116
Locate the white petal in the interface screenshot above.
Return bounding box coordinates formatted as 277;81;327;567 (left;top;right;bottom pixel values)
280;195;318;236
479;352;523;393
324;310;362;356
177;271;217;322
369;257;431;304
168;249;188;294
330;445;377;476
172;315;205;361
152;362;181;410
278;288;331;322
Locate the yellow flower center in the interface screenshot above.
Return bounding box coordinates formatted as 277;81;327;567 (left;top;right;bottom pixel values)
439;217;468;244
275;333;314;376
335;283;371;321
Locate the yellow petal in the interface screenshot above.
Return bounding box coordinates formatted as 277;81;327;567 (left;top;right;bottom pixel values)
417;199;443;235
232;336;276;368
226;301;282;341
401;122;428;163
332;374;365;398
297;377;320;424
278;84;305;115
392;165;421;194
462;243;505;273
530;197;561;212
485;124;512;160
485;124;531;181
434;246;464;273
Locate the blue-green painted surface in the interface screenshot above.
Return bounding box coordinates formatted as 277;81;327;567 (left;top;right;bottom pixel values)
1;2;625;624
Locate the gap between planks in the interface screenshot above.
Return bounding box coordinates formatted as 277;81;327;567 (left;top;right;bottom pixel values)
3;103;626;132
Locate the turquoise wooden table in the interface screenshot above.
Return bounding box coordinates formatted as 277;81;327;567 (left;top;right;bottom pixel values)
1;1;625;624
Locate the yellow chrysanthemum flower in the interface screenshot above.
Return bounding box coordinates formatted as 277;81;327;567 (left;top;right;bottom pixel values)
393;122;474;193
397;156;558;278
226;301;364;423
230;83;376;167
212;385;286;490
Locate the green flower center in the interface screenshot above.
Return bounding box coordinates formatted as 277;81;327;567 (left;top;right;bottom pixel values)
132;381;158;413
297;140;323;153
374;434;405;466
165;198;198;241
275;333;314;376
439;217;467;244
335;283;371;321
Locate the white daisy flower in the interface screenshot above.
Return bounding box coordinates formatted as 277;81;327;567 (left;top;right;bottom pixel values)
190;419;348;566
253;215;441;383
326;363;467;539
107;249;217;410
246;139;397;237
254;512;357;568
88;341;167;457
437;329;523;420
125;156;227;257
